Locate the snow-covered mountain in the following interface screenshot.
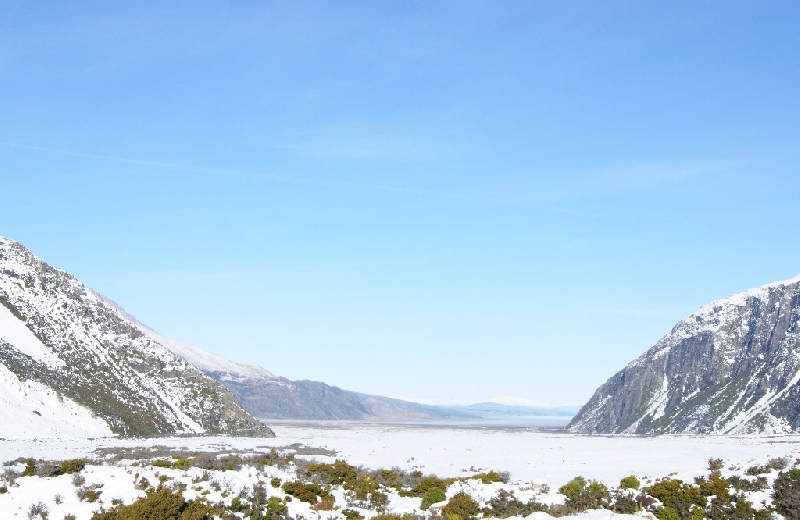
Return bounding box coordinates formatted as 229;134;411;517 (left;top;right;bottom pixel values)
0;236;273;438
0;236;474;431
568;275;800;434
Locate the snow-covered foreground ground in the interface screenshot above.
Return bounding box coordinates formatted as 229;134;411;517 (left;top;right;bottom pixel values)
2;422;799;519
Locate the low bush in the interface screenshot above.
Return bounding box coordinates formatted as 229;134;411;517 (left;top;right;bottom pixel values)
468;470;509;484
282;480;329;503
54;459;86;476
483;489;547;518
306;459;358;486
441;492;480;520
403;475;453;498
420;486;446;510
646;478;705;519
91;486;213;519
773;468;800;518
558;476;610;512
342;508;364;520
619;475;640;490
27;501;48;520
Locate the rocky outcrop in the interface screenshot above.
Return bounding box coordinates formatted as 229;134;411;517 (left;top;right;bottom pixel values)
568;276;800;434
0;236;274;437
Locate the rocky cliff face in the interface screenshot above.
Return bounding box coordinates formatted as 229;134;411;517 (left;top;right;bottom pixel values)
568;276;800;434
0;236;274;438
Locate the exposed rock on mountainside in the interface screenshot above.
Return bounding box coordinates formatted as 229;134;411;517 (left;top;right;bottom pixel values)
568;276;800;434
0;236;274;438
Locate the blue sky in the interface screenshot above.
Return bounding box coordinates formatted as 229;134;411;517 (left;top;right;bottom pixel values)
2;2;799;405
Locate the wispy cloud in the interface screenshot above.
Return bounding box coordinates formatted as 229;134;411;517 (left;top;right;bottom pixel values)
0;140;464;200
87;263;355;286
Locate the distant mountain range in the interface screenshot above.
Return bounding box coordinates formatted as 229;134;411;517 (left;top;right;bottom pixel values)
0;236;567;438
568;275;800;434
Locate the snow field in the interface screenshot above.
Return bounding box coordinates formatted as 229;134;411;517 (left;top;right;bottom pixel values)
2;423;800;518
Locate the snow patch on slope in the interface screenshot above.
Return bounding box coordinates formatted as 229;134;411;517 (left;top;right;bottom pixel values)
0;304;64;369
0;363;113;439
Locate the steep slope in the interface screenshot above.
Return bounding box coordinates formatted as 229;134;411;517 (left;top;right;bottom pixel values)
568;276;800;434
0;236;273;438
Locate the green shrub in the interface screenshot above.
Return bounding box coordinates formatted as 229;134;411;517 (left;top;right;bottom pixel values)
282;480;329;503
469;471;509;484
558;476;610;512
352;474;380;502
559;476;587;501
342;508;364;520
619;475;641;490
404;475;453;497
171;458;192;471
306;459;358;487
270;477;281;488
646;478;705;519
54;459;86;476
420;487;447;510
654;506;679;520
441;492;480;520
91;486;213;519
266;495;288;518
21;459;36;477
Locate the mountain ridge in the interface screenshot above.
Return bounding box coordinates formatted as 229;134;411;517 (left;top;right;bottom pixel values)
0;236;273;438
568;275;800;434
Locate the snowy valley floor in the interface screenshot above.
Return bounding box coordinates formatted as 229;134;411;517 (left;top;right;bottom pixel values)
2;422;800;519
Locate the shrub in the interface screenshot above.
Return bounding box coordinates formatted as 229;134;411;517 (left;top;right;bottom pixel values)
420;486;447;510
773;468;800;518
21;458;36;477
558;476;610;512
620;475;641;490
54;459;86;476
768;457;789;472
342;508;364;520
282;480;329;503
696;473;730;502
404;476;452;497
469;470;509;484
707;458;724;473
270;477;281;488
72;473;86;487
352;474;380;502
654;506;679;520
90;486;213;519
441;492;480;520
27;501;48;519
370;490;390;512
558;476;587;501
611;490;639;514
646;478;705;519
312;496;336;511
306;459;358;486
483;489;547;518
266;496;288;519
